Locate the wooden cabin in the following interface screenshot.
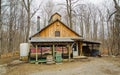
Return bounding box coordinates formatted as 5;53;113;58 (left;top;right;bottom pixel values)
29;13;100;63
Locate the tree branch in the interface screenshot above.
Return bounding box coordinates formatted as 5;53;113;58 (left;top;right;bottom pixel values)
113;0;120;11
108;11;117;21
22;0;28;12
30;1;43;19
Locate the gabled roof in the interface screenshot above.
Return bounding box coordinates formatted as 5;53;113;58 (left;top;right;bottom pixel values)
30;19;81;38
48;12;61;24
51;12;61;18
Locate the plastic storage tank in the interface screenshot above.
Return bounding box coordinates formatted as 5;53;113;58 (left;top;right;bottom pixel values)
20;43;29;61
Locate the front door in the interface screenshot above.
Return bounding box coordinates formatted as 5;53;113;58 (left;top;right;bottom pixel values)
73;43;78;57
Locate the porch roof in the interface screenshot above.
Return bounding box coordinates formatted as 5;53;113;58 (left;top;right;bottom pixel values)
30;37;83;43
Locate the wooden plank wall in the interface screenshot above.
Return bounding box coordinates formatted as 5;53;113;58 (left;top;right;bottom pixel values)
39;22;79;38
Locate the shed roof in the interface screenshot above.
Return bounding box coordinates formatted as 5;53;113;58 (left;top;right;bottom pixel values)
83;40;101;44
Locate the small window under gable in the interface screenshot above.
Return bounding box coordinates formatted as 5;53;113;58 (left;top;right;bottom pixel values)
55;31;60;37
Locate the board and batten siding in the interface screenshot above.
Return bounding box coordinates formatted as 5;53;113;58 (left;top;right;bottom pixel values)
36;21;79;38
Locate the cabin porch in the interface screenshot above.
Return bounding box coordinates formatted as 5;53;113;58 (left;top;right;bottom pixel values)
29;37;83;63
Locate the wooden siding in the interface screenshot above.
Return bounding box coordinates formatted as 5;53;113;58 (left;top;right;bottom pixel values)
34;21;79;38
52;14;61;21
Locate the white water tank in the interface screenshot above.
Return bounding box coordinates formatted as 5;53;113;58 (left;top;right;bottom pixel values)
20;43;29;57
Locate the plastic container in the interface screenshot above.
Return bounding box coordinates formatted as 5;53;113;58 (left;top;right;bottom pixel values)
20;43;29;60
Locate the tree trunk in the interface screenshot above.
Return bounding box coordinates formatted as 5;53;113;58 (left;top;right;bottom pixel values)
0;0;1;53
8;0;13;52
66;0;73;29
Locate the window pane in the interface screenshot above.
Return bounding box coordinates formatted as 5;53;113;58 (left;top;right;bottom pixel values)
55;31;60;37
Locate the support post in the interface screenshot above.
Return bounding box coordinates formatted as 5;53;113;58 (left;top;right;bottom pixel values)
41;46;42;58
92;44;94;50
52;44;55;60
76;42;78;56
35;45;38;64
62;46;63;57
68;44;71;61
80;42;83;56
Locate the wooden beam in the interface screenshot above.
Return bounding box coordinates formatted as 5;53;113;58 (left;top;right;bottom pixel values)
62;46;63;57
76;42;78;56
80;42;83;56
35;45;38;62
92;44;94;50
68;44;71;61
41;46;42;58
31;42;73;46
52;44;55;60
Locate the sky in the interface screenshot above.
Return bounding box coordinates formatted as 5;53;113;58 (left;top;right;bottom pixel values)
54;0;104;4
35;0;106;6
33;0;112;18
33;0;113;19
31;0;113;35
33;0;113;22
85;0;104;4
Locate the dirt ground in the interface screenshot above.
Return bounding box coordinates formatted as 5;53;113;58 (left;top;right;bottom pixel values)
0;56;19;65
0;56;120;75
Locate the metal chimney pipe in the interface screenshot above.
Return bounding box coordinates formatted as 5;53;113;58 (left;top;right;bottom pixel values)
37;16;40;32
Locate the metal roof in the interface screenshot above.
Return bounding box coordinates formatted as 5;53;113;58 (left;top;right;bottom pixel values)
30;37;83;43
83;40;101;44
30;37;101;45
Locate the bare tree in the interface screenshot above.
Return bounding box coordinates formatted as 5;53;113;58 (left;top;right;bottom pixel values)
22;0;42;42
42;0;55;26
113;0;120;55
8;0;14;52
65;0;80;29
0;0;2;54
22;0;31;42
66;0;72;28
107;0;120;55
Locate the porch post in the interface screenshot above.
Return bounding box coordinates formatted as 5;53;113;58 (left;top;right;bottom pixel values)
76;42;78;55
92;44;94;50
62;46;64;57
80;42;83;56
35;45;38;62
68;44;71;61
52;44;55;60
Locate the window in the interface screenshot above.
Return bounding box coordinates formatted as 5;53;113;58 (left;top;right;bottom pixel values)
55;31;60;37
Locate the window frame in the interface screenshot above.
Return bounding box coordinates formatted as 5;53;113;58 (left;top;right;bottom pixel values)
55;31;60;37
